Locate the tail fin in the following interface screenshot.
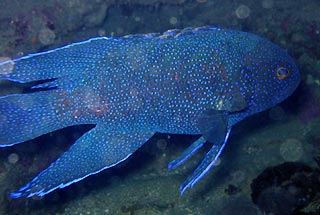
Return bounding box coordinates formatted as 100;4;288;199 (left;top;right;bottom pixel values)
0;91;63;146
0;37;115;146
0;37;112;83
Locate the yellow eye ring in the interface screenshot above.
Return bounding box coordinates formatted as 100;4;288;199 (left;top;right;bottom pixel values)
276;67;290;80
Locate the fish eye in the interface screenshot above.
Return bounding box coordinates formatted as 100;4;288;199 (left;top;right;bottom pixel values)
276;67;290;80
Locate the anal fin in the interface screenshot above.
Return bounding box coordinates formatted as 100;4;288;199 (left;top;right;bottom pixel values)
11;124;154;198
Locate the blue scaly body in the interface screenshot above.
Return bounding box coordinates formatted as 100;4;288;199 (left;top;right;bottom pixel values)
0;27;300;198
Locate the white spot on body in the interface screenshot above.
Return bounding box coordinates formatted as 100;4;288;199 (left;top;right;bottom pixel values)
17;94;34;111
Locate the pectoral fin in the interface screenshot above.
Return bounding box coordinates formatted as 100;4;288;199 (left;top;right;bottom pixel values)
197;109;229;143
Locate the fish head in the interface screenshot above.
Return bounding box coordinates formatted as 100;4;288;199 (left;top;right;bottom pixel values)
242;39;301;113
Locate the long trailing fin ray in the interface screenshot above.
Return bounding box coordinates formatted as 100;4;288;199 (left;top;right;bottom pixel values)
168;109;233;194
180;129;231;194
11;125;155;198
168;136;206;169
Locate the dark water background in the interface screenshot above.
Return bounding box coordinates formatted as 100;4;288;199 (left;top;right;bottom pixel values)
0;0;319;214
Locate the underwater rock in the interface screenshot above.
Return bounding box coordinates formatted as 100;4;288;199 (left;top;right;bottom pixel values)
251;162;320;215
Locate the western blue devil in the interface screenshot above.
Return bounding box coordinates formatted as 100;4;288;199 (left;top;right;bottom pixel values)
0;26;300;198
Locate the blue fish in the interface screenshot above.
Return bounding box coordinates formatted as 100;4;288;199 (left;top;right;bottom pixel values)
0;26;300;198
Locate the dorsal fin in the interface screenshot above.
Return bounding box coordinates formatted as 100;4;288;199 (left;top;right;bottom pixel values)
121;26;221;40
